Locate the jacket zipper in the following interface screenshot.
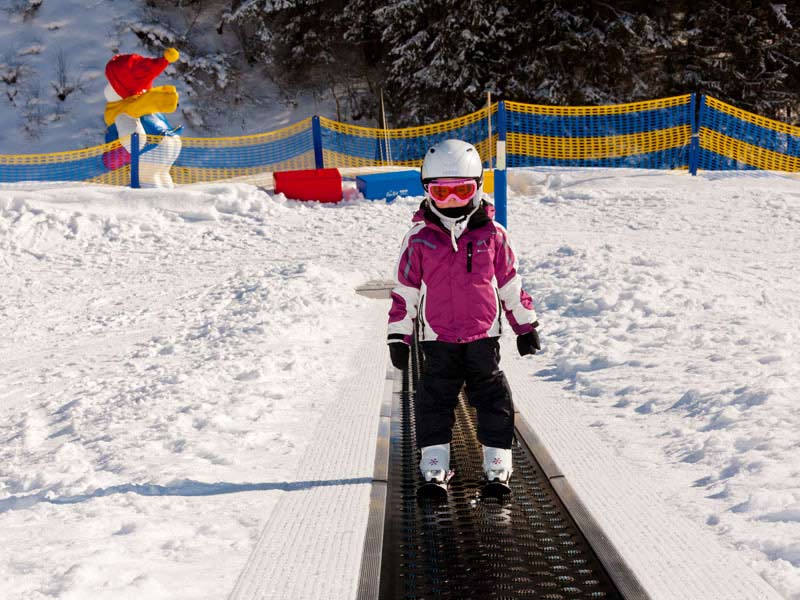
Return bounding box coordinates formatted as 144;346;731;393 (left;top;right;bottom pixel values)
495;289;503;334
466;242;473;273
418;294;426;341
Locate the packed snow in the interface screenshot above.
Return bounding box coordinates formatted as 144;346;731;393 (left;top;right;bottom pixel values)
1;169;799;599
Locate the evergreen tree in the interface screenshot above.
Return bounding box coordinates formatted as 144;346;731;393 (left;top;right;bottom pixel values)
218;0;800;125
223;0;344;87
223;0;380;120
376;0;534;125
337;0;388;121
676;1;800;119
517;1;672;105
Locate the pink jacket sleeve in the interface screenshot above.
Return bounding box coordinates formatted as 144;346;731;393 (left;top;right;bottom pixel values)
387;224;425;344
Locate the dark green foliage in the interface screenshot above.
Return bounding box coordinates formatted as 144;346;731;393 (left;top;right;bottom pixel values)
222;0;381;120
222;0;800;126
675;1;800;121
376;1;534;124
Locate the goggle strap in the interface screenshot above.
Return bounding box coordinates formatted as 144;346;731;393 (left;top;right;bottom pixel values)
422;175;483;186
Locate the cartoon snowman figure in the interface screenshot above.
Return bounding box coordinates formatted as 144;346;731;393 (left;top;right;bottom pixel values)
103;48;183;187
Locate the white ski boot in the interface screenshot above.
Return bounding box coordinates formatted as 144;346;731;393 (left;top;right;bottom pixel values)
418;443;453;500
483;446;513;486
419;443;450;483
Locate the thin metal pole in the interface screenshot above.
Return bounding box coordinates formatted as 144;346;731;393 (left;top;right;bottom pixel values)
689;94;701;176
487;92;493;168
380;89;392;166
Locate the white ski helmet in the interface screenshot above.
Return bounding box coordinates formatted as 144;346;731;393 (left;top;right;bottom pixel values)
421;139;484;185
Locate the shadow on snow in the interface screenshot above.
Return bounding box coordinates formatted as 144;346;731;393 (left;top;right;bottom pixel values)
0;477;373;513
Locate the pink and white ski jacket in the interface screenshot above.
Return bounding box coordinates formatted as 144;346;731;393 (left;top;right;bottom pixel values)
388;202;537;345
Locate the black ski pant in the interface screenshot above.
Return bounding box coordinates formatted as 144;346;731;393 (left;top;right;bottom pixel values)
416;337;514;449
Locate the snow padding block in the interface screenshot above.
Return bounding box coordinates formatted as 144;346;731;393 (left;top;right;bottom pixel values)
356;170;424;201
274;168;342;203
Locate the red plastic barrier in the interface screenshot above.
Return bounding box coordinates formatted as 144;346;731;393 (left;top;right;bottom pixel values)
274;168;342;203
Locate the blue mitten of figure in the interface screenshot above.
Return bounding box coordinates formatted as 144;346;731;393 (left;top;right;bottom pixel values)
516;326;541;356
389;342;410;370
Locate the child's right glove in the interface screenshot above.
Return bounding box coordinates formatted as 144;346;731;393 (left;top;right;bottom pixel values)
388;342;410;370
516;325;541;356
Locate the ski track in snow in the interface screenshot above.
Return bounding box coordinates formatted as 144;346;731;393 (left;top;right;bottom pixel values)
0;170;799;598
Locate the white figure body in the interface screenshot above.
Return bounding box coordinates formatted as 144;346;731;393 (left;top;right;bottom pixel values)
104;84;181;188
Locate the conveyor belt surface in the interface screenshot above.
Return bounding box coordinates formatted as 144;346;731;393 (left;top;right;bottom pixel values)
378;341;624;600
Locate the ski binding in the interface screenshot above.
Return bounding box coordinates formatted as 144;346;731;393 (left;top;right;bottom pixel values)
417;470;454;501
483;479;512;497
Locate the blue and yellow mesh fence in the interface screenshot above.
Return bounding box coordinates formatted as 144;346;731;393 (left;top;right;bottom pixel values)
0;106;498;186
698;96;800;171
170;118;316;184
0;119;317;186
504;95;695;169
0;139;133;186
319;105;497;169
2;94;800;189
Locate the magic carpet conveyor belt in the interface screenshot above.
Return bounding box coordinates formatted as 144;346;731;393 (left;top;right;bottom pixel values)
359;337;650;600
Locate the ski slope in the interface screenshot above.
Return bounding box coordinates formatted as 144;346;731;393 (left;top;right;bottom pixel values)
1;170;799;599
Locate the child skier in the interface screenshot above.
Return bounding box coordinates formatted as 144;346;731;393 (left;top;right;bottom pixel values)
387;139;540;489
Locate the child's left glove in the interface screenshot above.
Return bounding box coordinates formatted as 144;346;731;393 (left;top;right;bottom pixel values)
516;326;541;356
388;342;410;370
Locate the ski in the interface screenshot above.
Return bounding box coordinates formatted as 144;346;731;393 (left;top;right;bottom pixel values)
416;470;454;502
483;479;512;498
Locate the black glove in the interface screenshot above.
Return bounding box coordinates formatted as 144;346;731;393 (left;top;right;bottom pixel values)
516;328;541;356
389;342;410;370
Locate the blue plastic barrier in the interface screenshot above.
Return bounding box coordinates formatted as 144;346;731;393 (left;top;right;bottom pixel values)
356;170;424;201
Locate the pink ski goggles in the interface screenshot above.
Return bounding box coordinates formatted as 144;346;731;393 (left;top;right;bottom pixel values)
425;178;479;208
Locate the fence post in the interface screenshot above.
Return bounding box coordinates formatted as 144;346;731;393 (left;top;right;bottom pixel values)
689;94;700;176
494;101;508;228
312;116;324;169
130;132;140;188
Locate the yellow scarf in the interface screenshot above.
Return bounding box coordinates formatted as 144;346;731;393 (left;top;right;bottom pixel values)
104;85;179;126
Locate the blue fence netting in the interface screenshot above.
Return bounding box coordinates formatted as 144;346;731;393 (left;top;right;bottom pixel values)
3;94;800;226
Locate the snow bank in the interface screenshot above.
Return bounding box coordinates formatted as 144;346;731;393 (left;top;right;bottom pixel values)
506;169;800;598
0;184;390;598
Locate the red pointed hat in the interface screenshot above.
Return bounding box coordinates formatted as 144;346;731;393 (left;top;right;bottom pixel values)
105;48;179;98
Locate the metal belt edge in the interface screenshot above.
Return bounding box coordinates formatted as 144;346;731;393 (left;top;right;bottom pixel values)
356;365;398;600
514;412;653;600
